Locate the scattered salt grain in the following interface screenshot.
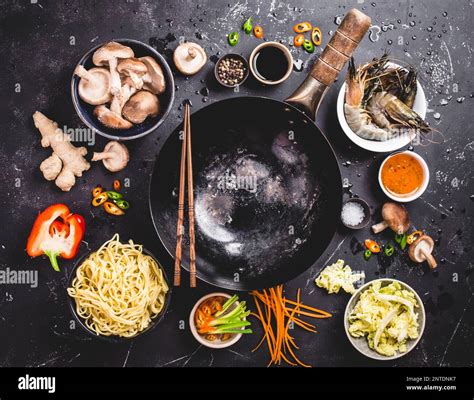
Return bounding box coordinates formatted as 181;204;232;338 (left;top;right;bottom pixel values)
341;202;365;227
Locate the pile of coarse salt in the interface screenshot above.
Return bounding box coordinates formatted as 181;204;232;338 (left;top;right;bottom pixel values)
341;202;365;227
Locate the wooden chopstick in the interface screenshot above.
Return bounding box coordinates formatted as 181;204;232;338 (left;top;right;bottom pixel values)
186;103;197;288
173;104;188;286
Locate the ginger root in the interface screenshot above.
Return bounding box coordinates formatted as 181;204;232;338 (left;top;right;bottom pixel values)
33;112;90;191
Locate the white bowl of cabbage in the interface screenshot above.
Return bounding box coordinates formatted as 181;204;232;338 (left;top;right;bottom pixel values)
344;279;425;360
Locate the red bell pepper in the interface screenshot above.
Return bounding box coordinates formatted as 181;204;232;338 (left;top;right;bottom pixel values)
26;204;85;271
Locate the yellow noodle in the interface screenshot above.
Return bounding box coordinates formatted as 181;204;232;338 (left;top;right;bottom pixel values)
67;234;169;338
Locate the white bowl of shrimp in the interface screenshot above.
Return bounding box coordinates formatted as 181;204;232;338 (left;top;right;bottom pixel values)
337;59;427;153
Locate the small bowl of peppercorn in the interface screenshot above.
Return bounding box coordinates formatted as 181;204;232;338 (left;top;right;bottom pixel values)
215;54;249;88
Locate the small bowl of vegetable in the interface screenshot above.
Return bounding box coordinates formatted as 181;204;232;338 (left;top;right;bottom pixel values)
189;293;252;349
344;279;425;360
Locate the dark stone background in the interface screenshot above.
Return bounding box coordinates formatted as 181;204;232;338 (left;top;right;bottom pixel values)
0;0;472;367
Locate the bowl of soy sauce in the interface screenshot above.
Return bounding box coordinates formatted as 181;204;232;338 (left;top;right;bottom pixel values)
249;42;293;85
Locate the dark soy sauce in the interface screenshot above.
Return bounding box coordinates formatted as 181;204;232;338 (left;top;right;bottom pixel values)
253;46;289;82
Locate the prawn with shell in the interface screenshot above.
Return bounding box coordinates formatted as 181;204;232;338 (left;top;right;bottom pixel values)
344;53;431;142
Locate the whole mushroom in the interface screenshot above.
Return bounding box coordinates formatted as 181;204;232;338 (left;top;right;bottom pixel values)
173;42;207;76
93;42;134;95
92;141;129;172
139;56;166;94
93;105;133;130
408;234;437;269
74;65;111;105
109;78;138;115
371;202;410;235
122;91;160;124
117;58;148;89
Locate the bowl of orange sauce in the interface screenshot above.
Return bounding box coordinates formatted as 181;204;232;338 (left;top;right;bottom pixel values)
378;151;429;202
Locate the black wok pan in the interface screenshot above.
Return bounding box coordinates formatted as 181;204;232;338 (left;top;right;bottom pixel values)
149;10;371;290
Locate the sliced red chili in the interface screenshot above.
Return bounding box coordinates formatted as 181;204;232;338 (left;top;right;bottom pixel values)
293;21;312;33
253;25;264;38
293;34;305;47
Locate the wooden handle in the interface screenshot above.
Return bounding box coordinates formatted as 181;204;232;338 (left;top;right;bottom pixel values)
310;9;371;86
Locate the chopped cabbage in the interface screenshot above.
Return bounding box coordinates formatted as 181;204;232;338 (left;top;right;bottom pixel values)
315;259;365;294
348;281;420;357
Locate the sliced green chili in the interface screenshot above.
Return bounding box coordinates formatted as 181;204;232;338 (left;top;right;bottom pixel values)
394;233;403;244
302;39;314;53
114;199;130;210
106;191;123;200
228;31;239;46
242;17;252;34
384;243;395;257
400;234;407;250
364;249;372;261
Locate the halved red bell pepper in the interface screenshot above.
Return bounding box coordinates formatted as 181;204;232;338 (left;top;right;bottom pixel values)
26;204;85;271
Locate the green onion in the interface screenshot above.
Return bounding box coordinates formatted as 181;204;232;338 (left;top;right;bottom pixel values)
199;295;252;335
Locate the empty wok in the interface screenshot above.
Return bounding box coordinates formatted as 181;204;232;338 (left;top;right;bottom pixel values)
149;9;371;290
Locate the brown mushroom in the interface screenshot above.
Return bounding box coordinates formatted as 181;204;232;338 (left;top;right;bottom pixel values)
110;81;137;115
138;56;166;94
173;42;207;76
122;91;160;124
93;105;133;130
74;65;111;105
371;202;410;234
408;235;437;269
117;58;148;89
92;141;129;172
92;42;134;95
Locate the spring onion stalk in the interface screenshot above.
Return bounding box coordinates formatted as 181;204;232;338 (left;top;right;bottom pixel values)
198;296;253;335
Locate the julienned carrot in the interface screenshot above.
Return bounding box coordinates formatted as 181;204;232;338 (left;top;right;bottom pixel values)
251;285;331;368
284;298;333;317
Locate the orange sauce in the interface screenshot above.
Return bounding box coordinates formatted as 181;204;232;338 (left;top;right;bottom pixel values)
381;153;424;196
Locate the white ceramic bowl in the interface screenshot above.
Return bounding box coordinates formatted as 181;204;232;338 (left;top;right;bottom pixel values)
378;150;429;202
336;62;427;153
344;278;426;361
189;292;243;349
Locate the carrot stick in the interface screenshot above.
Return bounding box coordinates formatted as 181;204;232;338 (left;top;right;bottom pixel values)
284;299;333;317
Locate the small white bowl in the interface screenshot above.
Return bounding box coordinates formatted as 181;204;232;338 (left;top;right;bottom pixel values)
378;150;429;202
344;278;426;361
189;292;243;349
336;62;427;153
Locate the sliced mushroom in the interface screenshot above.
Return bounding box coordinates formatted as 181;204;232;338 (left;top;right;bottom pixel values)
74;65;111;105
92;42;134;95
173;42;207;76
93;105;133;130
117;58;148;89
371;202;410;234
122;91;160;124
138;56;166;94
408;235;437;269
92;141;129;172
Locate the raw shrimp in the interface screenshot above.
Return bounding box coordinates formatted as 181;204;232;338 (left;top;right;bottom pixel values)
399;67;417;108
344;56;430;141
367;91;430;132
344;58;396;141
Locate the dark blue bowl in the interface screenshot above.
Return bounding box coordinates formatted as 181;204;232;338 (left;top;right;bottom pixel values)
71;38;175;141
